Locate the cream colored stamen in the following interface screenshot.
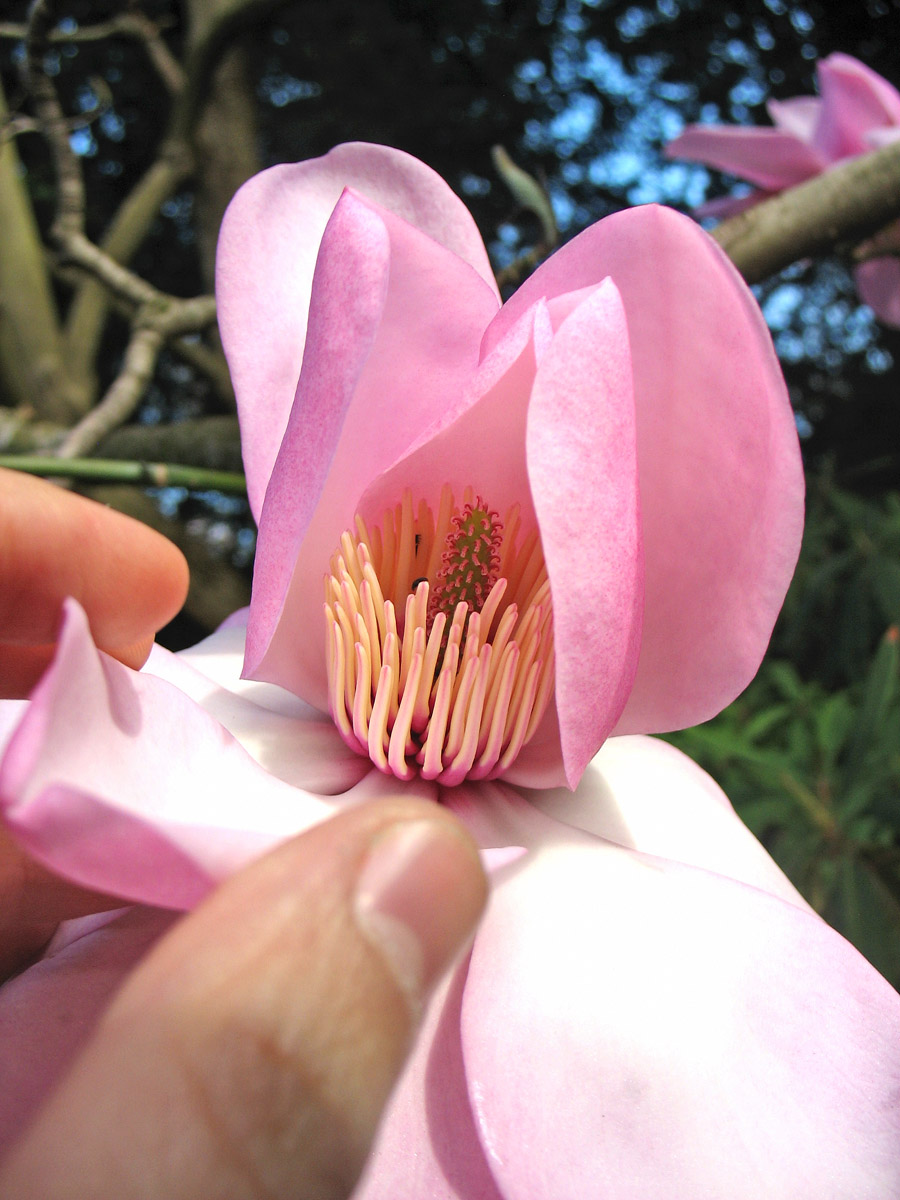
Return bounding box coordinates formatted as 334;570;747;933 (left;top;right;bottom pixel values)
324;485;554;786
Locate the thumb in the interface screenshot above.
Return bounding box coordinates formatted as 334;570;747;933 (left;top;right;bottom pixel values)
1;797;487;1199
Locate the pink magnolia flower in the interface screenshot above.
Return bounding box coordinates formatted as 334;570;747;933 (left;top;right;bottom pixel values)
2;143;900;1196
666;52;900;325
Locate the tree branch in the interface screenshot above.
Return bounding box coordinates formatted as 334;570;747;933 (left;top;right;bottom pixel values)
58;0;282;392
56;324;164;457
0;455;246;494
712;139;900;284
0;412;242;469
23;0;85;240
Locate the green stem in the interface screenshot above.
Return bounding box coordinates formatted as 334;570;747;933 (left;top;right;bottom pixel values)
0;455;247;495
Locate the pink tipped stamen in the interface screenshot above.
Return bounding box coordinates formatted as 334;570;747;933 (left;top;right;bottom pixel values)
323;485;554;785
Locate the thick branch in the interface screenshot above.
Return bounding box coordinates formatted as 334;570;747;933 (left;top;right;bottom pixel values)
173;0;291;142
0;75;81;418
713;139;900;283
99;415;241;471
0;412;241;468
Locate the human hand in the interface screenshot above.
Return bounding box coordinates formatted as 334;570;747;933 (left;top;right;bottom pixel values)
0;466;190;978
0;468;487;1198
0;796;487;1199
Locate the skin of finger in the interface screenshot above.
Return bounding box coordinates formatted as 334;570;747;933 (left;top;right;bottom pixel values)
0;635;155;701
0;468;189;649
0;825;122;981
0;797;488;1200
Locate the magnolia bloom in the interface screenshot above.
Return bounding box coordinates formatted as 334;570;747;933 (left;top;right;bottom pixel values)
666;52;900;326
2;143;900;1196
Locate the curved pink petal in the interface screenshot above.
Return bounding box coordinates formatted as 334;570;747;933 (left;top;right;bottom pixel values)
523;734;809;908
146;632;369;795
0;600;385;909
485;205;804;735
0;907;175;1159
855;257;900;329
527;279;642;785
244;189;500;709
767;95;821;142
216;143;498;517
353;299;548;560
456;788;900;1200
155;621;313;718
815;53;900;161
353;963;505;1200
664;125;825;188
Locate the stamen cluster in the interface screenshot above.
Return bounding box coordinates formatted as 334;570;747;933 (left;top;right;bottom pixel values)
324;485;554;785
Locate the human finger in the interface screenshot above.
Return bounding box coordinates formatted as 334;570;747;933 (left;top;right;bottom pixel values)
0;469;187;673
0;796;488;1199
0;633;160;700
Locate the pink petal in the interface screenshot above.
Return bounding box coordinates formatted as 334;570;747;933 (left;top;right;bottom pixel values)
0;600;380;909
766;95;822;142
485;205;804;734
855;257;900;329
0;906;176;1159
0;699;27;757
664;125;825;188
154;621;312;718
244;189;499;709
216;144;498;518
146;631;369;794
456;788;900;1200
527;279;642;785
353;299;549;555
866;126;900;149
815;53;900;161
353;963;505;1200
524;733;809;908
694;188;771;220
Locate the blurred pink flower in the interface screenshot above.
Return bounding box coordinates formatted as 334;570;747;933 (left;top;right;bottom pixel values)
2;144;899;1197
666;52;900;325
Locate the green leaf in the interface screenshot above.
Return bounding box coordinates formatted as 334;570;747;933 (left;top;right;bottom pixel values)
843;629;899;785
825;856;900;990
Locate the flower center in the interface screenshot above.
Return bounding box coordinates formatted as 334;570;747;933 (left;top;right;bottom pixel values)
324;485;554;786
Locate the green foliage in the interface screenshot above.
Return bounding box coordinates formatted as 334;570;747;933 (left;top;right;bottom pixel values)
666;475;900;989
774;472;900;687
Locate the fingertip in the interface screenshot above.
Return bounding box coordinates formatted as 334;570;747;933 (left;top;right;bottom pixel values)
354;812;488;1016
104;634;157;672
0;470;189;649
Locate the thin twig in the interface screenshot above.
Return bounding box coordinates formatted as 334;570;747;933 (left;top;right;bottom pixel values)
56;324;164;458
0;455;247;495
2;10;183;87
24;0;84;239
23;2;215;329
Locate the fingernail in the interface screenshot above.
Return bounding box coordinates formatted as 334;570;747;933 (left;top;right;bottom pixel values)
354;818;486;1013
